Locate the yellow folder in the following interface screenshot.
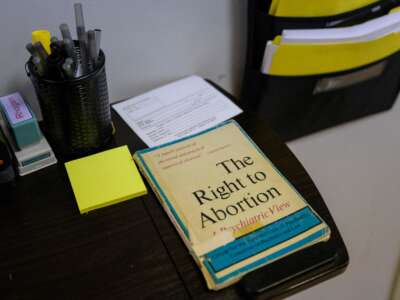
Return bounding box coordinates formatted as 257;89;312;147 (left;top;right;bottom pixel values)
269;0;379;18
262;33;400;76
65;145;147;214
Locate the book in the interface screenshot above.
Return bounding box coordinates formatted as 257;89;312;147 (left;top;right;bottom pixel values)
65;145;147;214
134;120;330;290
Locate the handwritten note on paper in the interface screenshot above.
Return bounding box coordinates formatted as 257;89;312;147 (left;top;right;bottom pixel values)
112;76;242;147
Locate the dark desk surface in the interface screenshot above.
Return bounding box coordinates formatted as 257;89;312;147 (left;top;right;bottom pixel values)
0;109;347;300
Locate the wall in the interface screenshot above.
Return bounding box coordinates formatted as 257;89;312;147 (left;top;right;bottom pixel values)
287;100;400;300
0;0;247;117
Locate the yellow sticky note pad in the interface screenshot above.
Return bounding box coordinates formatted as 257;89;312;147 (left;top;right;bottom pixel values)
65;146;147;214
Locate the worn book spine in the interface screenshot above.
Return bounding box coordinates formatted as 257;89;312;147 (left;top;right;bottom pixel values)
135;152;240;290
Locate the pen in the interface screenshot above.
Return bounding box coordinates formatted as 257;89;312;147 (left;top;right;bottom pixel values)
59;23;72;41
63;38;77;70
32;43;48;76
74;3;86;33
32;56;46;76
33;42;48;62
87;30;97;70
25;43;37;56
74;3;88;74
48;38;67;79
94;29;102;59
50;39;64;61
62;58;75;78
77;26;88;74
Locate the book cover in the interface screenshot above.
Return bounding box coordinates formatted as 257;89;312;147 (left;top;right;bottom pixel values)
134;120;330;290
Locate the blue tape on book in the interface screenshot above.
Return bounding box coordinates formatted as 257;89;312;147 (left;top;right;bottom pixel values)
204;227;328;285
205;207;321;273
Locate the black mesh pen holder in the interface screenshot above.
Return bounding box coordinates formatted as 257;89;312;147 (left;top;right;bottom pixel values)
27;50;113;158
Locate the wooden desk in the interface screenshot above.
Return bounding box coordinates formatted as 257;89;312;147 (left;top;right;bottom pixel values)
0;107;348;299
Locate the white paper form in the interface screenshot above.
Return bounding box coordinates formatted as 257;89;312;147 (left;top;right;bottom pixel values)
112;75;243;147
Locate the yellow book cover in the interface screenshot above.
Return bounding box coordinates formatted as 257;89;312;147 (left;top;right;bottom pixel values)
134;120;330;290
65;145;147;214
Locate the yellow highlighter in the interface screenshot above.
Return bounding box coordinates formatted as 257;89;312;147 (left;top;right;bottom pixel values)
31;30;51;54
